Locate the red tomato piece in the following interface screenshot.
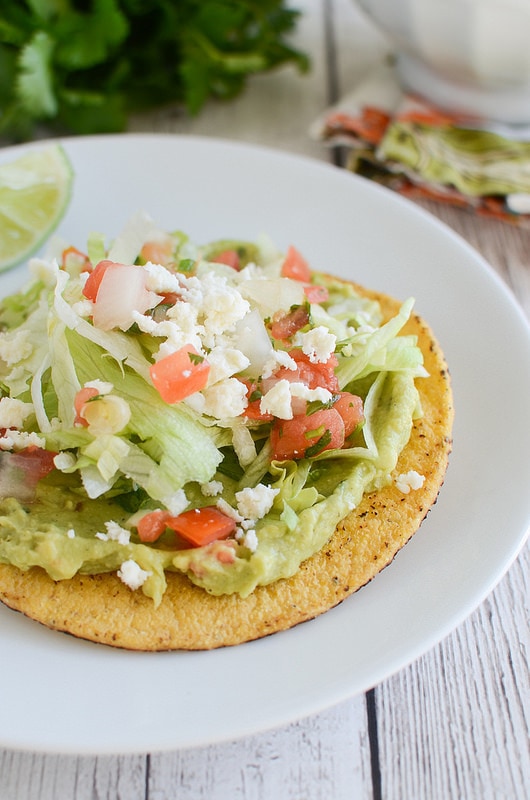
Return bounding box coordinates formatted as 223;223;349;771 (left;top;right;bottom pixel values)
137;510;171;542
73;386;100;426
333;392;364;437
166;507;236;547
82;260;122;301
212;249;240;270
240;380;273;421
281;245;311;282
16;446;58;480
304;285;329;304
270;306;309;341
149;345;210;404
0;446;57;502
157;292;180;306
270;407;345;461
61;246;91;273
140;240;173;266
271;349;339;393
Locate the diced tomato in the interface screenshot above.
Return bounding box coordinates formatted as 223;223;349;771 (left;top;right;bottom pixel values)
82;260;120;301
16;446;57;480
0;445;58;502
333;392;364;437
271;349;339;393
137;510;171;543
149;345;210;404
166;506;236;547
270;407;345;461
304;285;329;304
156;292;180;307
212;249;240;270
73;386;100;426
240;380;273;422
270;306;309;341
61;246;91;273
140;239;173;266
281;245;311;282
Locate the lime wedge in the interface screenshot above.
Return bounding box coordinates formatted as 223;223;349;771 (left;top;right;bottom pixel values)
0;145;73;273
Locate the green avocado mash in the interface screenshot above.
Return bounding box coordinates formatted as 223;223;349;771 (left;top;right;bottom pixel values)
0;216;425;605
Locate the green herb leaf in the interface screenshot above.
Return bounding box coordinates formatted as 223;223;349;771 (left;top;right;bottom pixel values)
0;0;308;140
16;30;56;117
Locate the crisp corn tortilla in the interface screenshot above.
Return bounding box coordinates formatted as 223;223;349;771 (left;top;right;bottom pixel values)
0;284;453;650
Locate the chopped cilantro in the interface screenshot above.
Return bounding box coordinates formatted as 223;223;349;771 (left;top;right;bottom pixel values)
0;1;309;140
304;429;332;458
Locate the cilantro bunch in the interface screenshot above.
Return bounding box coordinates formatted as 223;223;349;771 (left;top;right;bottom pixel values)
0;0;308;141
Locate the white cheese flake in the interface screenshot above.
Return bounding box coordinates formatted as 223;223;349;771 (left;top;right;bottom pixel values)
260;379;293;420
0;330;33;367
261;349;297;379
96;521;131;545
0;398;34;429
202;378;248;419
200;480;224;497
206;346;250;385
235;484;279;522
0;429;45;451
294;326;336;363
289;382;332;404
216;498;243;523
395;470;425;494
162;488;188;516
117;559;152;591
243;529;258;553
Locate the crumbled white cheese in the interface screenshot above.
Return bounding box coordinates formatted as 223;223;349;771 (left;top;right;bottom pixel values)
143;261;182;294
289;382;332;404
261;349;297;379
199;273;250;343
235;484;279;522
202;378;248;419
395;470;425;494
66;529;76;539
117;559;151;591
0;429;45;451
0;330;33;366
294;326;336;363
0;397;34;429
259;379;293;420
206;346;250;385
201;480;224;497
162;488;188;516
95;521;131;545
216;498;244;523
242;529;258;553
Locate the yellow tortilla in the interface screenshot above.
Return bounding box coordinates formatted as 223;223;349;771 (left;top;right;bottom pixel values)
0;285;453;650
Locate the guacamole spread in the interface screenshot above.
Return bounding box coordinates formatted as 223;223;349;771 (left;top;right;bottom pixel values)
0;214;425;606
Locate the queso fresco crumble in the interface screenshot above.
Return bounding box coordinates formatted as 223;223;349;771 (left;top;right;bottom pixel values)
0;212;427;602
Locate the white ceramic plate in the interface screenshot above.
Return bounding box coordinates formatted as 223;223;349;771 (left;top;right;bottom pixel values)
1;135;529;755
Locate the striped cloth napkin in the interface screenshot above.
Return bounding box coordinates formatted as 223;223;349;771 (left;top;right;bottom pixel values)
311;60;530;227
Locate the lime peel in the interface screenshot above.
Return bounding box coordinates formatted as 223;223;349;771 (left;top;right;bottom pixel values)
0;145;73;273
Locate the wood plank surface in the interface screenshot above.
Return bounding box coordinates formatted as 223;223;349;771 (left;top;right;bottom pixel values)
0;1;528;798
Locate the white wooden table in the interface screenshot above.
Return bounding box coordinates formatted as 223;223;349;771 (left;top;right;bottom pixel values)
1;2;529;797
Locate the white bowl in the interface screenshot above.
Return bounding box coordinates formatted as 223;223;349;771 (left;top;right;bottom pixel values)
355;0;530;123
